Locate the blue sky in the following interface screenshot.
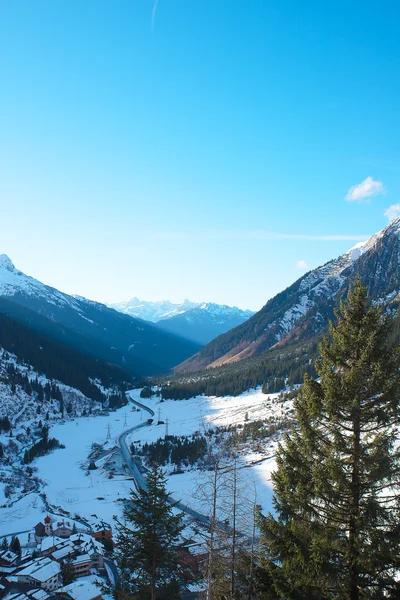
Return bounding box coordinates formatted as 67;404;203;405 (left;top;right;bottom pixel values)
0;0;399;310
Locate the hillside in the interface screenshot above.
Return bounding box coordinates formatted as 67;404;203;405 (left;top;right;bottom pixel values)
0;256;200;376
175;218;400;375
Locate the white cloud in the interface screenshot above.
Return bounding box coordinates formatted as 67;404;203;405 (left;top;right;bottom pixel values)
384;204;400;221
296;260;308;270
345;176;385;202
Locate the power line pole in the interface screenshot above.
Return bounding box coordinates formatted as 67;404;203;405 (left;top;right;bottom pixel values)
106;422;111;440
123;413;128;427
157;407;161;423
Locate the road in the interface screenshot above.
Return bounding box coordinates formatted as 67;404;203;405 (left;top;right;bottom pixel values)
118;395;213;527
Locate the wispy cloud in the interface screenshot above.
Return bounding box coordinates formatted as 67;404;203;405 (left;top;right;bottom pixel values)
384;204;400;221
345;176;385;202
296;260;308;270
151;0;159;31
156;230;369;242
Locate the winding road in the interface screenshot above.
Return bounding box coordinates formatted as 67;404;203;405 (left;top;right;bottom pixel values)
117;394;212;526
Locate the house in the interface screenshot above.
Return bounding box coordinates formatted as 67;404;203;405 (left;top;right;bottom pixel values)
34;524;46;542
68;535;104;569
53;522;73;539
0;552;18;567
39;537;64;557
71;555;91;579
16;558;60;592
89;521;111;542
50;543;75;563
55;580;102;600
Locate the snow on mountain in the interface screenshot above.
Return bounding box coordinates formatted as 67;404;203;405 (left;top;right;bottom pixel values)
110;298;255;344
177;218;400;372
0;255;200;376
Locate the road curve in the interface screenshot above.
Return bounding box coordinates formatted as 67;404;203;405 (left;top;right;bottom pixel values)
117;394;212;527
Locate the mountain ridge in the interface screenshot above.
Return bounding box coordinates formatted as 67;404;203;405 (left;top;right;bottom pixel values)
175;218;400;374
0;255;200;376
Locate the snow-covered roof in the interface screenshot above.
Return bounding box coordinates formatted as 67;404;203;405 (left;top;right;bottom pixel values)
0;550;18;563
40;537;64;552
89;519;111;533
18;558;60;582
51;543;75;561
30;590;50;600
55;580;101;600
72;554;91;566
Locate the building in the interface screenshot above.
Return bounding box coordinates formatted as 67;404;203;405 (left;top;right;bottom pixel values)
53;522;73;539
71;555;91;579
89;520;111;542
55;580;102;600
0;552;18;567
16;558;60;592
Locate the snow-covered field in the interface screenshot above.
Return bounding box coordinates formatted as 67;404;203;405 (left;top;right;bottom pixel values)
0;388;289;539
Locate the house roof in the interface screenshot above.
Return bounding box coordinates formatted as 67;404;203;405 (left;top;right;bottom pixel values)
55;580;101;600
17;558;60;583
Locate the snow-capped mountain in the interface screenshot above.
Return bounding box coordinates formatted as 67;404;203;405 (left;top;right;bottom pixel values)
176;218;400;373
109;298;199;322
0;255;200;376
109;298;254;344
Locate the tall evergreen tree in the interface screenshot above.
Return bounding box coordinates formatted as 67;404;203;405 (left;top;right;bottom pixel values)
61;557;76;584
9;536;21;558
113;464;192;600
258;280;400;599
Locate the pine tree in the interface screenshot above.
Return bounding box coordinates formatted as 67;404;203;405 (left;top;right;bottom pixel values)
61;557;76;584
258;280;400;599
113;463;192;600
10;536;21;557
1;537;8;551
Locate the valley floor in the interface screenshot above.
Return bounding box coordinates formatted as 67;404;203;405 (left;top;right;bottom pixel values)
0;388;292;540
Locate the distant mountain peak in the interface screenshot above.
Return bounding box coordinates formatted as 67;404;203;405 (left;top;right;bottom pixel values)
0;254;16;272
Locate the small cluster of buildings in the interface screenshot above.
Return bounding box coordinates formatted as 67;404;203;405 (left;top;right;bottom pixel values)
0;516;112;600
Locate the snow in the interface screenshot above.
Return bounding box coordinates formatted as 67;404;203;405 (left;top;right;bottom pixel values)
55;576;101;600
0;388;285;540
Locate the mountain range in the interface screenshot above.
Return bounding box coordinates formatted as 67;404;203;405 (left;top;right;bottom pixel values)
175;218;400;376
109;298;254;344
0;255;199;377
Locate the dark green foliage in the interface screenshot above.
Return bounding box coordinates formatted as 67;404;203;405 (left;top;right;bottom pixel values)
112;464;193;600
0;310;132;400
0;416;11;433
9;536;21;557
108;392;128;409
23;425;64;463
61;557;76;584
134;434;208;468
140;386;154;399
0;293;200;377
258;280;400;599
1;537;8;550
160;340;318;399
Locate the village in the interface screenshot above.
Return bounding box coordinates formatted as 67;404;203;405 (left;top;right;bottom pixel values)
0;515;113;600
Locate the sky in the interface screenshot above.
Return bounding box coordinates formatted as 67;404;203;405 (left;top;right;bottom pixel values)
0;0;399;311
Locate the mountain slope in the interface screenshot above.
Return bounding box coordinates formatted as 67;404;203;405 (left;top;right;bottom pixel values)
156;303;254;344
176;219;400;374
0;256;200;376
